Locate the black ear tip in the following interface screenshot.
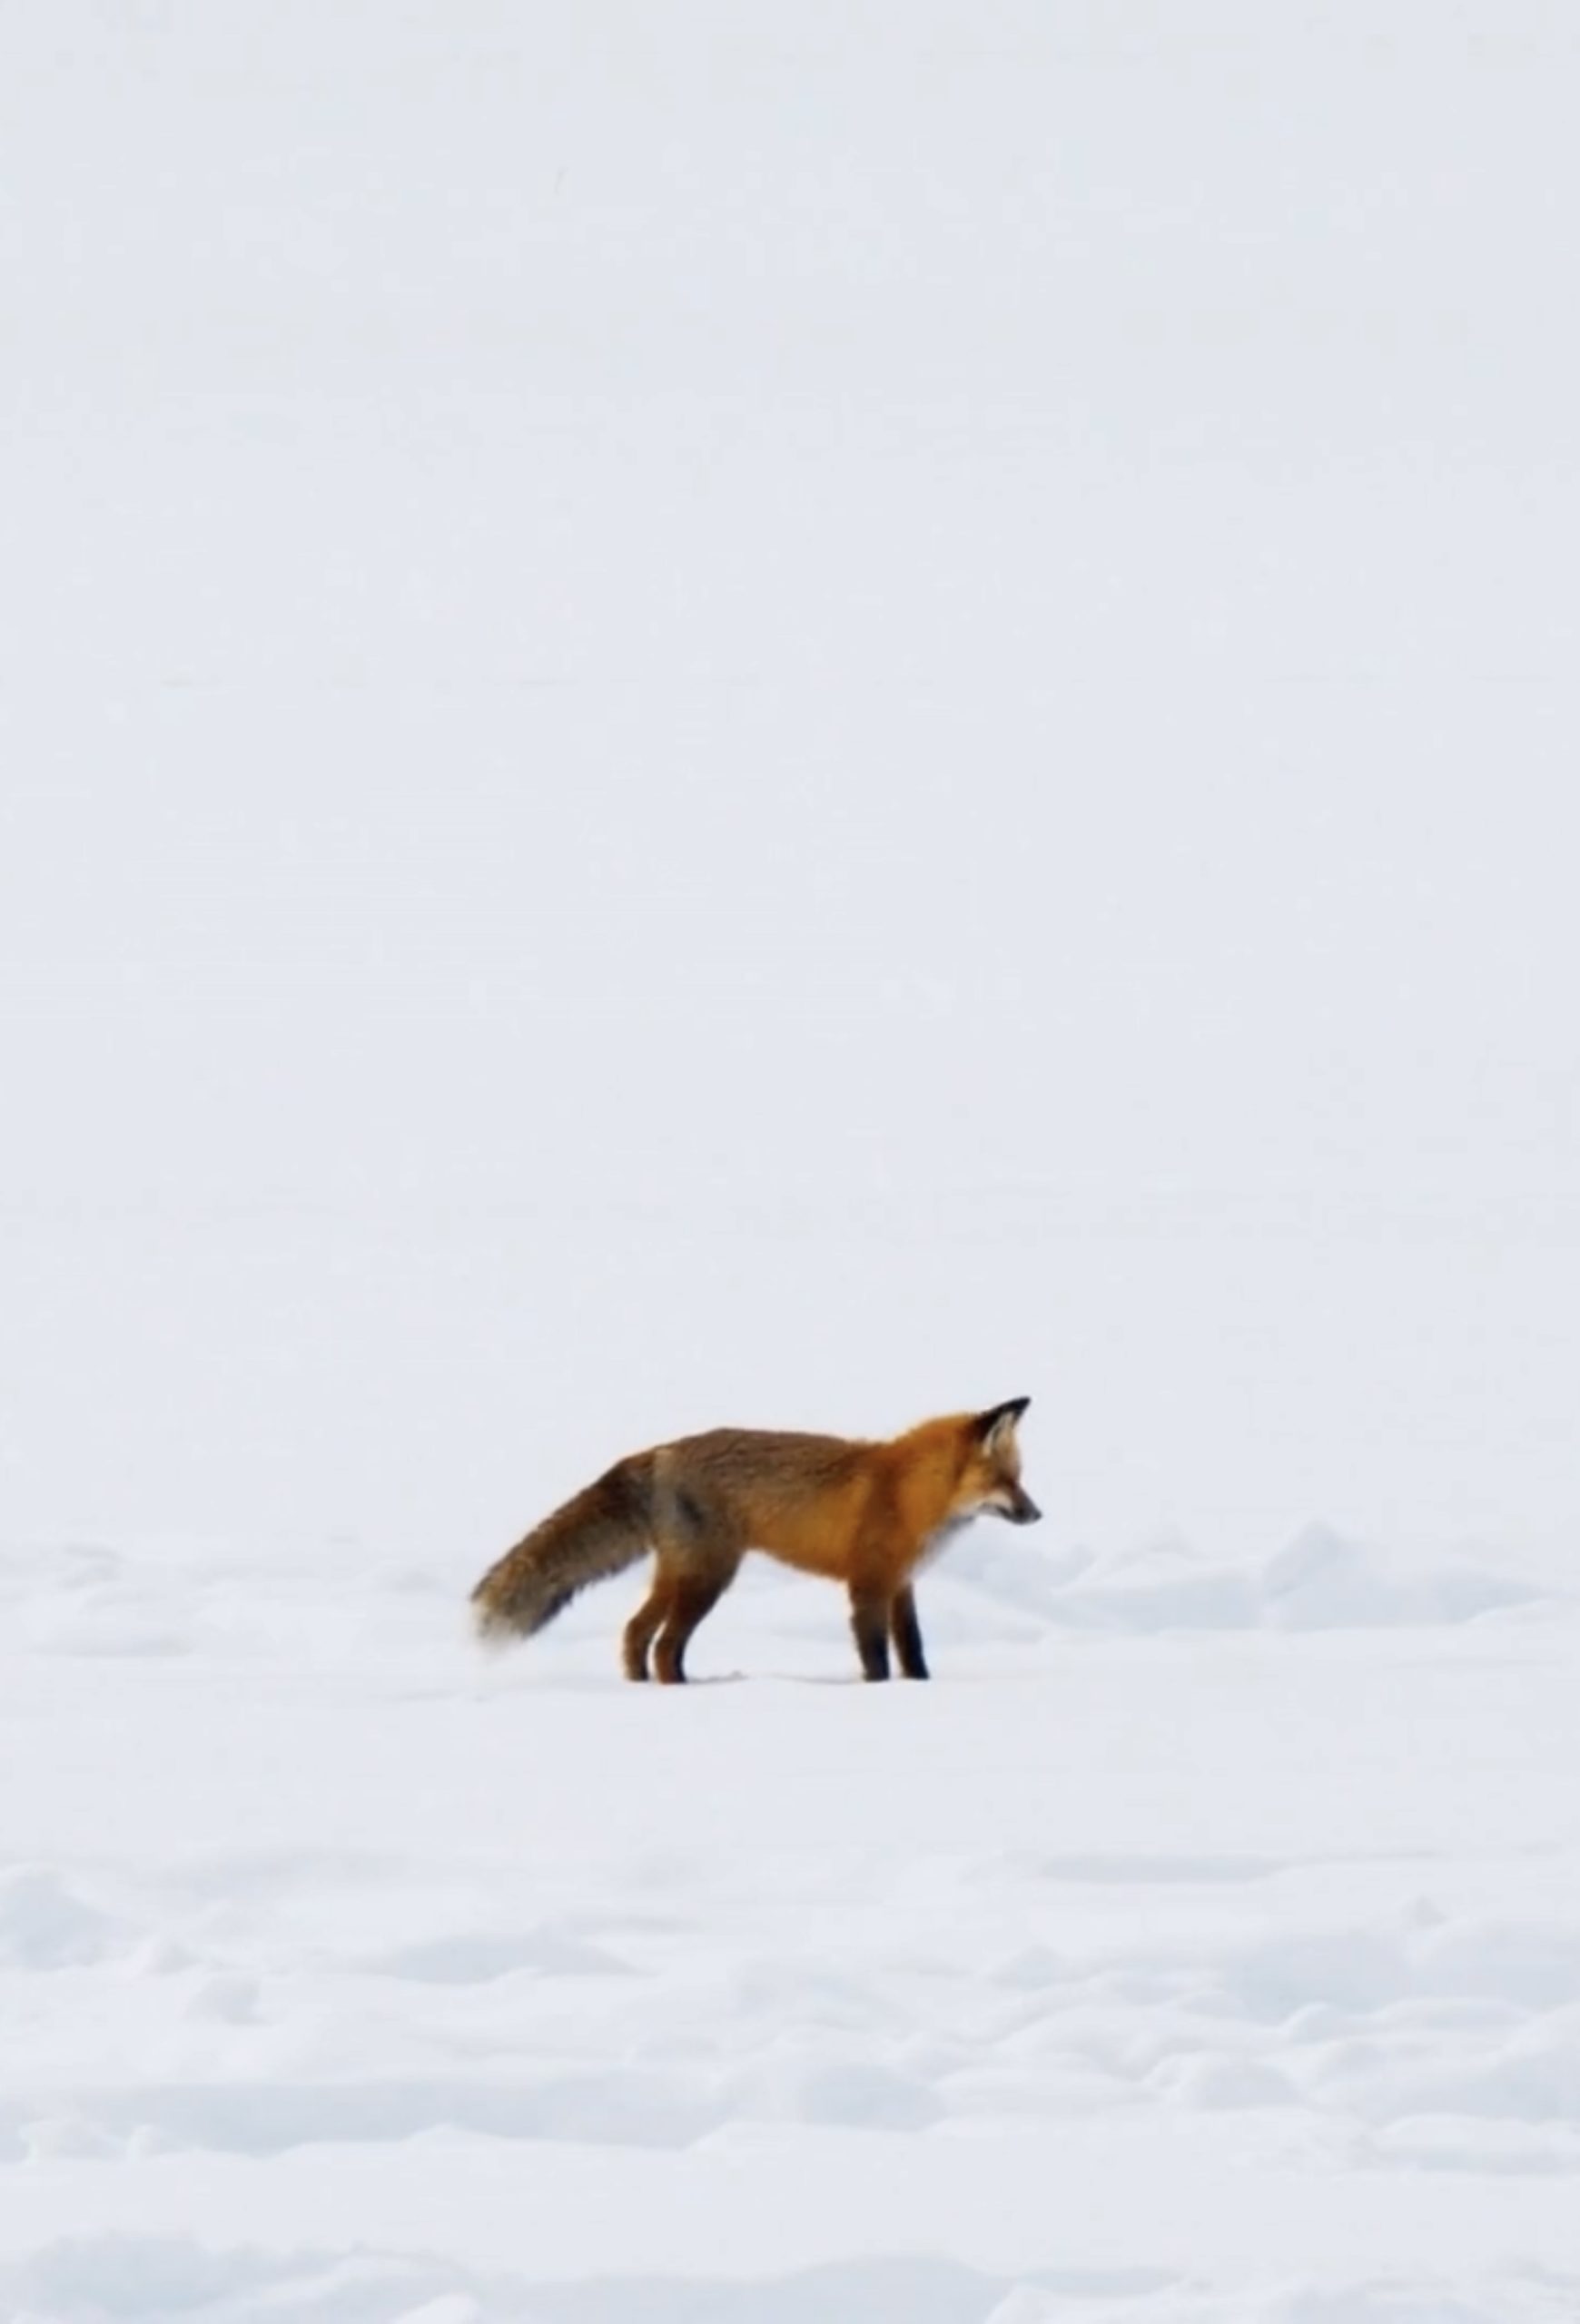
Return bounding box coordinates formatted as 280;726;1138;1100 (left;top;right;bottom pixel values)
978;1394;1032;1437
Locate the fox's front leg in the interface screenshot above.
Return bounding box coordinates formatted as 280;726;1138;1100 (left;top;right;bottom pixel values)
889;1584;929;1679
848;1586;891;1681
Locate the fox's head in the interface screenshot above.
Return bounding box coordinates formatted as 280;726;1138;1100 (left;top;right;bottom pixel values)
954;1396;1041;1525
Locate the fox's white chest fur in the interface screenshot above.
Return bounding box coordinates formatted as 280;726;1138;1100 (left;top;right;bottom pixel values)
915;1512;974;1571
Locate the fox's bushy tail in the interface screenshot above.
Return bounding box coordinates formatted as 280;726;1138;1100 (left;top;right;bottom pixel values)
470;1456;654;1640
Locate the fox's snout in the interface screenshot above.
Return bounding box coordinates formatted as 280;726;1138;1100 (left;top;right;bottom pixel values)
1003;1484;1042;1525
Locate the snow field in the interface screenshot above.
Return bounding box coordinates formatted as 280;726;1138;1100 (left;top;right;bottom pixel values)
2;1530;1577;2319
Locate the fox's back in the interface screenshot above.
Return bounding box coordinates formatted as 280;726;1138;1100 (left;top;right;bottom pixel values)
663;1424;870;1481
651;1426;880;1575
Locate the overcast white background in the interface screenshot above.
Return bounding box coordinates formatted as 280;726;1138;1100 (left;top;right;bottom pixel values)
3;0;1576;1571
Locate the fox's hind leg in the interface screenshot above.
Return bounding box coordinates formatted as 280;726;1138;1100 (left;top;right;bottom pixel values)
652;1556;738;1685
622;1575;667;1681
889;1584;929;1680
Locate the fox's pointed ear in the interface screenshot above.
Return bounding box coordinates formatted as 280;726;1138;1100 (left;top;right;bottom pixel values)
976;1395;1031;1448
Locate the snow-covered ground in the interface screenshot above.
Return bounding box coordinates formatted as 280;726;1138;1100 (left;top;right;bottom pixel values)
3;1527;1578;2319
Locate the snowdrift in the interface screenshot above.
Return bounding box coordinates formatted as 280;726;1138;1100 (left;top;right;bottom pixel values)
941;1521;1550;1639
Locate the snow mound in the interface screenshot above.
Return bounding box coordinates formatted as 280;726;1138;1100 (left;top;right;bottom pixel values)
1259;1524;1540;1630
0;1868;129;1971
947;1523;1548;1636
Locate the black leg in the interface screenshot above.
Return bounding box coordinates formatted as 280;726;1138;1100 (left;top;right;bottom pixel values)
850;1589;891;1681
890;1585;929;1680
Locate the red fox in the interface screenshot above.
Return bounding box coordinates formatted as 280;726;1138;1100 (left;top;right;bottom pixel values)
470;1398;1040;1682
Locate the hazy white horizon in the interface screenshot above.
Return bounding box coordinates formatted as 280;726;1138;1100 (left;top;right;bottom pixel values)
3;1;1576;1566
